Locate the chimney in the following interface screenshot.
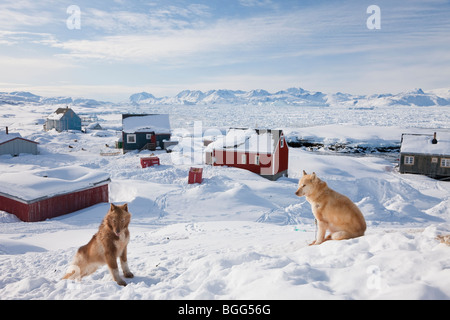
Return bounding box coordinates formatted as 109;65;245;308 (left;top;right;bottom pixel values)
5;126;8;135
432;132;438;144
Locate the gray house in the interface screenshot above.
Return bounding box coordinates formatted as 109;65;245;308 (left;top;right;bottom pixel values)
0;130;38;156
44;107;82;132
399;132;450;180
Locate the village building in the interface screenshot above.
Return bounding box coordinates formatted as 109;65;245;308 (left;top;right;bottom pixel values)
44;107;82;132
122;114;171;153
205;128;289;180
399;132;450;180
0;128;38;156
81;122;103;133
0;166;110;222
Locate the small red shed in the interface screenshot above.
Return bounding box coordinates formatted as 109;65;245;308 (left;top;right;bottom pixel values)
0;166;110;222
140;156;160;168
205;128;289;180
188;167;203;184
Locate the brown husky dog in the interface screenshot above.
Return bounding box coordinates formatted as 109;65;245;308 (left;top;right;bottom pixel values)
295;171;366;245
62;203;134;286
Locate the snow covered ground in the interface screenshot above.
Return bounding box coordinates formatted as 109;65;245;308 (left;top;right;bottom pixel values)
0;98;449;300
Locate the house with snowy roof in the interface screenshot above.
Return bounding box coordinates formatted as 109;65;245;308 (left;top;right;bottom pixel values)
399;132;450;180
0;165;110;222
44;107;82;132
205;128;289;180
0;128;38;156
122;114;171;153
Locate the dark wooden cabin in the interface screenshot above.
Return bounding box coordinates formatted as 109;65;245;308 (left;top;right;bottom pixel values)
399;132;450;180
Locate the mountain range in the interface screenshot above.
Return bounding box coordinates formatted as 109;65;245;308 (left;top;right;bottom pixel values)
0;91;109;107
130;88;330;106
1;87;450;108
126;87;450;107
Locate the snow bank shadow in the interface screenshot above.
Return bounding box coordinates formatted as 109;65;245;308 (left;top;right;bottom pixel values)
0;240;47;255
52;203;111;226
130;196;169;222
257;201;315;225
352;178;445;224
126;275;159;287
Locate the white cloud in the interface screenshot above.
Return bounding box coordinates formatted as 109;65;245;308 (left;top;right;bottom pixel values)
0;31;57;46
82;4;210;34
0;0;57;29
238;0;274;7
51;11;312;64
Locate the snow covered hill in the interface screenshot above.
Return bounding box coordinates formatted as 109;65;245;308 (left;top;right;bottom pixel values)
0;93;449;300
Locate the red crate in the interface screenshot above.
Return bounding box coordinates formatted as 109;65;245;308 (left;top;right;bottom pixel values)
140;156;160;168
188;167;203;184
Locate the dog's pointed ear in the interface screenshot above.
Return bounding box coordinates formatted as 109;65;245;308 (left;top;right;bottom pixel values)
110;203;116;211
311;172;317;180
302;170;307;176
122;203;128;212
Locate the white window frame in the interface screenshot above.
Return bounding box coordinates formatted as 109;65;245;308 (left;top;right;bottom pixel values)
241;154;247;164
404;156;414;165
441;158;450;168
255;155;260;165
127;134;136;144
146;133;153;140
280;137;284;148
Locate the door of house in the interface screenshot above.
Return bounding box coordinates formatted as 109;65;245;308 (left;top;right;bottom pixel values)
430;157;439;178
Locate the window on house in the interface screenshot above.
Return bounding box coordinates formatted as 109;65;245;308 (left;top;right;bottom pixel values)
146;133;153;140
241;154;247;164
441;158;450;168
280;137;284;148
404;156;414;165
127;134;136;144
255;155;260;165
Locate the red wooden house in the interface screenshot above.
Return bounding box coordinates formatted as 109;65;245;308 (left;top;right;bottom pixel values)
0;166;110;222
205;128;289;180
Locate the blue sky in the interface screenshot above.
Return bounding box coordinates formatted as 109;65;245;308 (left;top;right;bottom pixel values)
0;0;449;101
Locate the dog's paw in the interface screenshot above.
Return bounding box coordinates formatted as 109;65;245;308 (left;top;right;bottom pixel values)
124;271;134;278
116;278;127;286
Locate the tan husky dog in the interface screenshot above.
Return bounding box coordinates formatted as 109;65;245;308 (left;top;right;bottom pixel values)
295;171;366;245
62;203;134;286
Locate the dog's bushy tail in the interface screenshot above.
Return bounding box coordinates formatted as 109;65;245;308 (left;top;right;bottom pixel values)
62;265;80;280
62;270;75;280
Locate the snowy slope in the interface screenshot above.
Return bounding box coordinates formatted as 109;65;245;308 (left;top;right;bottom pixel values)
0;95;449;300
